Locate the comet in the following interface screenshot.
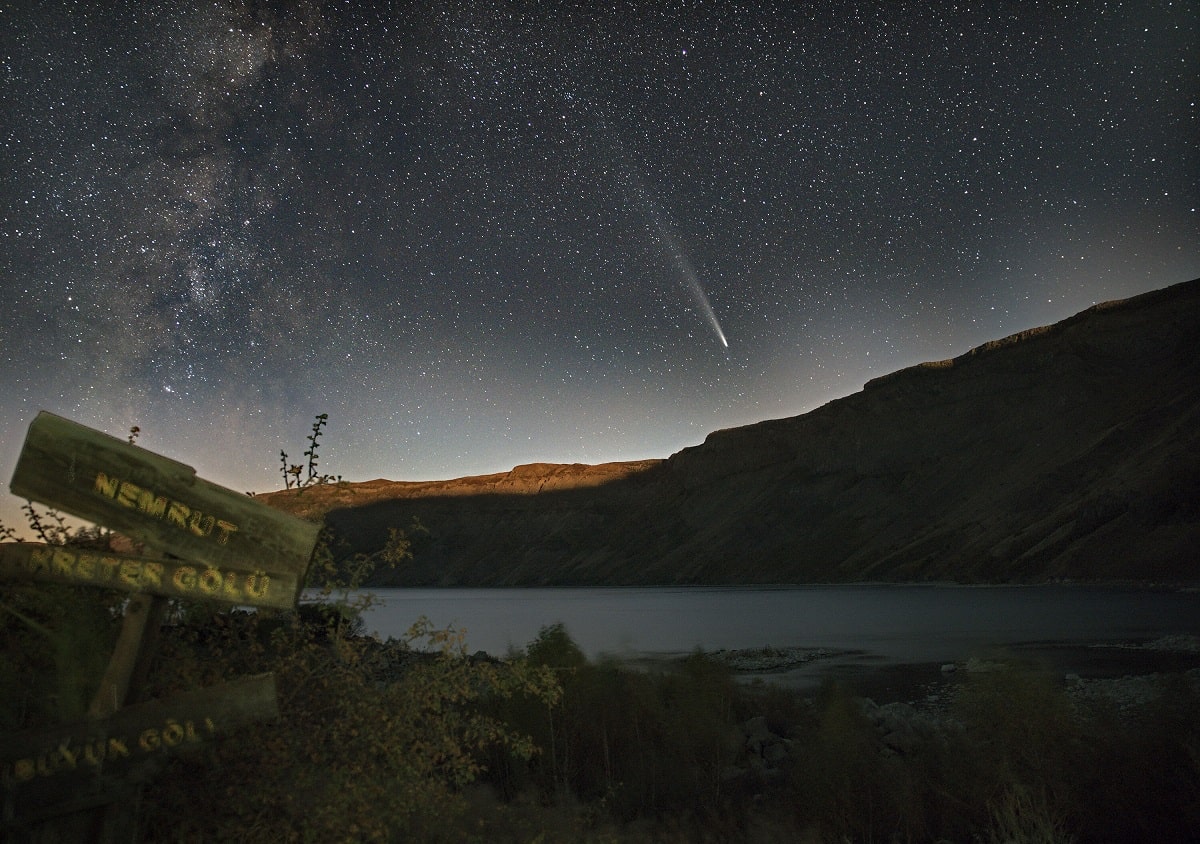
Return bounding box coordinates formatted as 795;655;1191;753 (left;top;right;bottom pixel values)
648;202;729;350
598;117;730;349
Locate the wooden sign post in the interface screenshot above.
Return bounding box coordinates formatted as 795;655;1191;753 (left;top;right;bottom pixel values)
9;412;318;602
2;674;280;827
0;542;303;611
1;412;322;839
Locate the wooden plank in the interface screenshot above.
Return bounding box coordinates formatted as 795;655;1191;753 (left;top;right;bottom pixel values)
88;593;167;721
1;673;280;769
89;587;169;843
0;543;301;610
1;674;279;826
9;412;320;606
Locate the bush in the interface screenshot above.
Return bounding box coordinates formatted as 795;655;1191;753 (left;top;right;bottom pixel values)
485;626;744;832
139;612;558;842
788;680;911;841
951;658;1086;833
0;582;120;730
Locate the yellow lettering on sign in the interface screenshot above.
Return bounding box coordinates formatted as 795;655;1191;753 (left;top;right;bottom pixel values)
138;728;160;751
13;758;36;782
199;568;222;595
93;472;120;498
139;490;169;519
119;559;142;587
98;556;122;581
89;471;242;548
83;741;105;766
174;566;197;591
55;742;77;770
75;552;95;580
188;512;216;537
51;549;74;577
9;546;278;604
162;720;185;747
246;573;270;600
135;716;216;754
216;519;239;544
116;480;143;509
142;561;164;588
4;717;222;783
166;500;190;530
28;547;52;574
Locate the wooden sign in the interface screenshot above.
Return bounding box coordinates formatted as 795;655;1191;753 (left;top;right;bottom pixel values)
0;674;278;826
9;412;320;606
2;413;327;836
0;542;300;610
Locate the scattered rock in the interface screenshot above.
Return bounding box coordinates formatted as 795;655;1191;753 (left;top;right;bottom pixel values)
965;656;1004;673
858;698;950;756
1066;668;1200;715
1141;634;1200;653
710;645;839;672
1090;634;1200;654
726;716;793;783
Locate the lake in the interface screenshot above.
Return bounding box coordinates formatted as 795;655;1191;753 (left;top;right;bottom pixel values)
353;584;1200;690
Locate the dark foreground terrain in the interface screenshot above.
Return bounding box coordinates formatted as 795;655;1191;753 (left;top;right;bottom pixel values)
139;616;1200;842
5;581;1198;843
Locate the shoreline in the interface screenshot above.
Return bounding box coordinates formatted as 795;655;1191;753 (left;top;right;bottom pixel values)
606;635;1200;706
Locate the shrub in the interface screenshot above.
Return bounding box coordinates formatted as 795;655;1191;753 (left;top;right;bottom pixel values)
0;582;120;730
487;626;744;830
139;612;558;842
951;658;1086;832
788;680;899;841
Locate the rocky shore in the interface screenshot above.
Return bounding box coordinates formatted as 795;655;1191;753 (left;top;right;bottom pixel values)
719;636;1200;790
707;644;851;672
604;632;1200;718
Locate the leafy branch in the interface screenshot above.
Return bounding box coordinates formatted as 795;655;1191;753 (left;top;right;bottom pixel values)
300;518;427;642
280;413;341;491
21;501;71;546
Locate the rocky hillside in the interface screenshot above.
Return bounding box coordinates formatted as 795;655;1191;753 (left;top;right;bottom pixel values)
262;278;1200;586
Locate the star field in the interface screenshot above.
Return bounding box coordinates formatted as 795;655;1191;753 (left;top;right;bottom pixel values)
2;1;1197;532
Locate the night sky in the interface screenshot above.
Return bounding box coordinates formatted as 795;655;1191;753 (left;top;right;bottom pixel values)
2;1;1197;534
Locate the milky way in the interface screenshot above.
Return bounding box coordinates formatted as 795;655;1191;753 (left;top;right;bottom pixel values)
2;1;1197;532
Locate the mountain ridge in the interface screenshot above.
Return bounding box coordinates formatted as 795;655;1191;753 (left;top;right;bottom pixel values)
261;278;1200;586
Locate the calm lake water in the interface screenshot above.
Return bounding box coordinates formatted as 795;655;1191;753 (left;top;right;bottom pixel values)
355;585;1200;673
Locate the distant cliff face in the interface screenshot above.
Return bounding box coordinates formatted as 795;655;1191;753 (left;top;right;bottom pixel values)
262;279;1200;585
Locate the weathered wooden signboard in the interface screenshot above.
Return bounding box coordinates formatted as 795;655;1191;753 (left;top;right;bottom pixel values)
9;412;320;607
0;542;297;610
1;412;322;837
1;674;278;826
